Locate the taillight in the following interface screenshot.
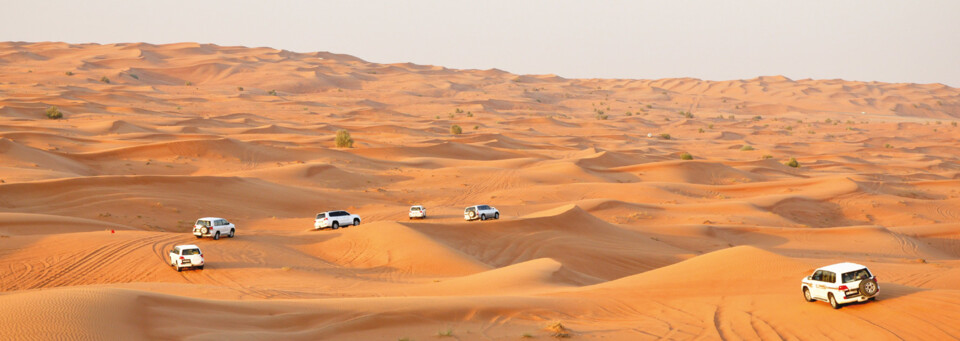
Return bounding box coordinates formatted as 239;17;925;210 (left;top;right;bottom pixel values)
179;256;184;260
839;285;848;291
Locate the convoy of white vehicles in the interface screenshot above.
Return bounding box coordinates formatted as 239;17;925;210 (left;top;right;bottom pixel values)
170;209;879;310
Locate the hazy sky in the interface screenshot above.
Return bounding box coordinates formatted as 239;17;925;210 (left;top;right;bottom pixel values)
2;1;958;86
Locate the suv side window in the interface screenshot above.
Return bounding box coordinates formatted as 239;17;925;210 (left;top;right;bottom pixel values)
823;271;836;284
811;270;823;281
479;205;489;210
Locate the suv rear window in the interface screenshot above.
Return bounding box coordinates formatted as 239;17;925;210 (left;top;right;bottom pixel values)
196;220;211;227
842;269;872;283
410;207;421;211
465;207;477;213
316;213;326;219
182;249;200;255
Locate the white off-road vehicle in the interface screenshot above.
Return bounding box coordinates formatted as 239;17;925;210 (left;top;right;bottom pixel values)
315;210;361;230
464;205;499;221
168;245;204;272
801;262;879;309
193;217;235;240
409;205;426;219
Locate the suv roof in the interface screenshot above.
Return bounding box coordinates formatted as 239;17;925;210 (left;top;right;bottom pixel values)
819;262;868;274
197;217;223;221
177;244;200;250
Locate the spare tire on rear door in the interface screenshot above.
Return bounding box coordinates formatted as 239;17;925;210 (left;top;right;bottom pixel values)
859;278;879;297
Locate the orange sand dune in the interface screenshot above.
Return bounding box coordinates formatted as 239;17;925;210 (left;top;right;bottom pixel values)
1;42;960;340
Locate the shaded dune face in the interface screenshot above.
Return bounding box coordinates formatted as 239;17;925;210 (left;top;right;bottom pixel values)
1;42;960;340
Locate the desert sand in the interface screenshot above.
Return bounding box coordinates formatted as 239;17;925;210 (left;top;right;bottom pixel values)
1;42;960;340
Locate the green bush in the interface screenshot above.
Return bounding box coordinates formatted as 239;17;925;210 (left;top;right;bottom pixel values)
237;86;244;91
450;124;462;135
596;113;608;120
466;111;473;117
659;133;671;140
100;76;110;84
740;145;754;151
335;129;353;148
268;89;278;96
185;81;193;86
785;158;799;168
762;154;773;159
680;152;693;160
65;71;73;76
45;106;63;119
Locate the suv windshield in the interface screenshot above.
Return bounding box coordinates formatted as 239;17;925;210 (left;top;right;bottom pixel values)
182;249;201;255
842;268;872;283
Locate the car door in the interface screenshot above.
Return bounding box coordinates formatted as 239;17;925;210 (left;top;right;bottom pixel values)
331;211;344;226
170;247;180;264
823;271;837;297
810;270;825;299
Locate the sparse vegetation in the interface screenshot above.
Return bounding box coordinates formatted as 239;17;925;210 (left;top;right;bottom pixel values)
268;89;278;96
762;154;773;159
521;333;533;338
100;76;110;84
885;143;893;148
129;74;139;80
698;128;705;133
545;321;571;338
953;122;958;127
752;115;762;121
740;145;754;151
659;133;671;140
455;108;463;114
450;124;462;135
785;157;800;168
625;111;633;116
466;111;473;117
437;328;453;337
185;81;193;86
335;129;354;148
237;86;244;91
473;125;479;130
595;113;608;120
680;152;693;160
646;104;652;109
65;71;73;76
45;106;63;119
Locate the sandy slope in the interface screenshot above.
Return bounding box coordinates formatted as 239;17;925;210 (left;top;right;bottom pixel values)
1;42;960;340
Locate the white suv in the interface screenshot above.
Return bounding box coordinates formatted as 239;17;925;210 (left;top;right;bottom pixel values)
315;210;361;230
801;262;879;309
168;245;204;272
464;205;499;221
409;205;426;219
193;217;236;240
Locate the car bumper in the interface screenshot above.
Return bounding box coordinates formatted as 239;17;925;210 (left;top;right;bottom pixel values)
178;261;204;267
314;223;330;229
839;292;877;304
409;213;425;218
193;230;213;237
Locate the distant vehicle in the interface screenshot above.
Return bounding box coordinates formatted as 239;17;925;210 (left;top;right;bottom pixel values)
409;205;426;219
315;210;361;230
193;217;235;240
168;245;204;272
464;205;499;221
801;262;879;309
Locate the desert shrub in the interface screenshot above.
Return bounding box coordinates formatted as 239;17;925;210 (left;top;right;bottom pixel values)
437;328;453;337
785;157;799;168
752;115;762;121
450;124;462;135
740;145;754;151
708;124;714;129
455;108;463;113
466;111;473;117
185;81;193;86
683;111;694;118
884;143;893;148
448;113;455;118
237;86;244;91
65;71;73;76
130;74;139;80
545;321;571;338
268;89;278;96
45;106;63;119
659;133;671;140
625;111;633;116
100;76;110;84
698;128;705;133
762;154;773;159
596;113;608;120
953;122;958;127
646;104;653;109
335;129;353;148
473;125;479;130
680;152;693;160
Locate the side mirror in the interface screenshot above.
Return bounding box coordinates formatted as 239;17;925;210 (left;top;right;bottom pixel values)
806;276;812;280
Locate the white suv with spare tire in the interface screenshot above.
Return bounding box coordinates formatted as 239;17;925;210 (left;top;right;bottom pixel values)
193;217;236;240
464;205;499;221
801;262;879;309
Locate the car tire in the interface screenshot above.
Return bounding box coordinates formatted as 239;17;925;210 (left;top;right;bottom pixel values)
859;278;879;297
480;214;486;221
195;235;202;239
198;266;204;270
176;266;182;272
803;287;814;302
332;221;339;230
494;212;500;219
214;231;220;240
829;293;840;309
229;229;235;238
354;219;360;226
